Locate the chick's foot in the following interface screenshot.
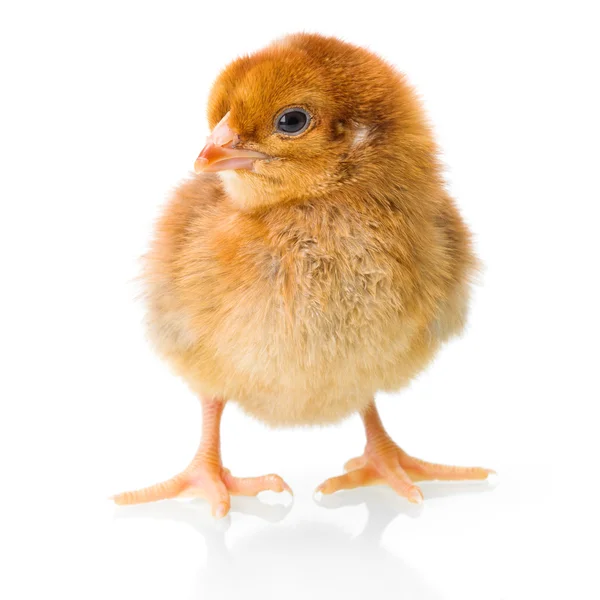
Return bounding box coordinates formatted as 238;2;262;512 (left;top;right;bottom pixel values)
315;402;493;504
111;396;291;518
112;461;291;518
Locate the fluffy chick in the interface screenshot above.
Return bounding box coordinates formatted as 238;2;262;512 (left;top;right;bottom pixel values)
113;33;492;516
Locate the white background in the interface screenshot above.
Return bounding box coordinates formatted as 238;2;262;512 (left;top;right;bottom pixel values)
2;1;599;599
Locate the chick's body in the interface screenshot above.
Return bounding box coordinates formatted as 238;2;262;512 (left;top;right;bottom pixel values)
146;172;473;426
114;34;490;514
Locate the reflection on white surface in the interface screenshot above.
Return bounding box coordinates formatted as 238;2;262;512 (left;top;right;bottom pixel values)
114;481;494;599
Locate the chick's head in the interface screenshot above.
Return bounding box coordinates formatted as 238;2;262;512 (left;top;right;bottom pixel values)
195;33;435;210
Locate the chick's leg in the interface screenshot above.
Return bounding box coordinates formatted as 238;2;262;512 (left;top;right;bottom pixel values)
112;396;291;518
316;401;493;503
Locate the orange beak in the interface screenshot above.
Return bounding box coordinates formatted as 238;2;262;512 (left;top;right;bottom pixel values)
194;111;269;174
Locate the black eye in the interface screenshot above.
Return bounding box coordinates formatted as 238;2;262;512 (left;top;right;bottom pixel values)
276;108;311;135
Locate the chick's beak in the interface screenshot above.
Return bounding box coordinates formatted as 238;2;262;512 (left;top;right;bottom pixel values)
194;111;269;174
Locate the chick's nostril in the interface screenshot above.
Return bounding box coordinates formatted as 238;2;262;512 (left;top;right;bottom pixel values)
210;130;235;147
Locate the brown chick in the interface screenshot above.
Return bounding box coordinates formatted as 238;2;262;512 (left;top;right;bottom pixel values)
113;33;493;517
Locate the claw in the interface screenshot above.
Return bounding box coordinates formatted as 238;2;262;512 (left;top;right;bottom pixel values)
215;502;229;519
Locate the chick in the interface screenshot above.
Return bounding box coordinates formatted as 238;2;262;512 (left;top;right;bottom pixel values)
113;33;492;517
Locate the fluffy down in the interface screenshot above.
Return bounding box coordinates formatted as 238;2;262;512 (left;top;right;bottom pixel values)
143;33;477;426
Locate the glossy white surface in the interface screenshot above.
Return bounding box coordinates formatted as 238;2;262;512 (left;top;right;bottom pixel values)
2;1;599;598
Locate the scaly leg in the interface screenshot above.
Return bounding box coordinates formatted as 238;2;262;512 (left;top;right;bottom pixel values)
316;400;493;503
112;396;291;518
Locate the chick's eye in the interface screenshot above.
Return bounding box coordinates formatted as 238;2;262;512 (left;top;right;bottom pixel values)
276;109;310;135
